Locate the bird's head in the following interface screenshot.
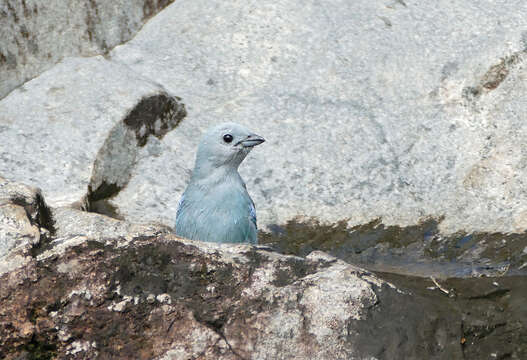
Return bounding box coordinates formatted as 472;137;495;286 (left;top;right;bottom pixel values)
194;122;265;175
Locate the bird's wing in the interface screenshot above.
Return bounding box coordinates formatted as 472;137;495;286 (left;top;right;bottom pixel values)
176;194;185;221
242;200;258;244
248;201;257;229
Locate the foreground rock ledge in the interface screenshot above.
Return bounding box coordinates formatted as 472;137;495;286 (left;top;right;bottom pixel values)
2;234;527;359
1;177;525;359
0;234;385;359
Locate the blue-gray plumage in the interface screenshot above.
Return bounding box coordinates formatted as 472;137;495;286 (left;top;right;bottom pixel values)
175;122;265;244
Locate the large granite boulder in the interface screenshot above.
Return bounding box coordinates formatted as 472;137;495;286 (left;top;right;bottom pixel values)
0;0;174;99
0;55;186;215
2;0;527;235
108;0;527;235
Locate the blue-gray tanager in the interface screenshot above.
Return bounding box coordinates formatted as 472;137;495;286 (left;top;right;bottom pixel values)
175;122;265;244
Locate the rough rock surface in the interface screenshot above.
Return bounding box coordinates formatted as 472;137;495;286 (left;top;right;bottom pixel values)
0;231;383;359
0;175;53;276
0;55;186;212
1;224;526;359
108;0;527;234
0;0;174;99
1;178;526;359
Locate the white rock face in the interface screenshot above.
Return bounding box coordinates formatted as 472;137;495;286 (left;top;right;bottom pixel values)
109;0;527;233
0;56;185;210
52;206;171;242
2;0;527;234
0;0;175;99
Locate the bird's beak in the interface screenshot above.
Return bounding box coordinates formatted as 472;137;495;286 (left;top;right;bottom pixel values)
239;134;265;148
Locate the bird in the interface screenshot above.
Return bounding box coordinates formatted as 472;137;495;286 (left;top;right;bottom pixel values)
175;122;265;244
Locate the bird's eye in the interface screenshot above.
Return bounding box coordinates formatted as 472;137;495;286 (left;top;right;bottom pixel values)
223;134;233;143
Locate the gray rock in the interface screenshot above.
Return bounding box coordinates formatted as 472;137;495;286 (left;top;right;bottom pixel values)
1;228;526;359
0;204;39;254
0;175;52;275
52;206;171;243
109;136;192;226
110;0;527;234
0;174;173;274
0;0;175;99
0;56;186;213
0;175;52;231
0;227;383;358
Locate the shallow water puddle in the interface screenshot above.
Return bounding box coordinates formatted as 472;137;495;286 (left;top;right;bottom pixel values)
259;218;527;278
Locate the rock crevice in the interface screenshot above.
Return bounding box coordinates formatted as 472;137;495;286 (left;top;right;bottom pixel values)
85;92;186;216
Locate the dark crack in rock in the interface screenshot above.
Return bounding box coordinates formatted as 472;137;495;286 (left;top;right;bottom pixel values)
123;93;187;147
85;93;186;217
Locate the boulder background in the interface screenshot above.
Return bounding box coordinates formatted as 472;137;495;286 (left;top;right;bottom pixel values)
0;0;174;98
110;0;527;235
2;0;527;358
2;0;527;235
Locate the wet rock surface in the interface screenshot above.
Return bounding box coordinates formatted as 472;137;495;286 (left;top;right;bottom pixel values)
361;272;527;360
0;179;525;359
260;218;527;278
